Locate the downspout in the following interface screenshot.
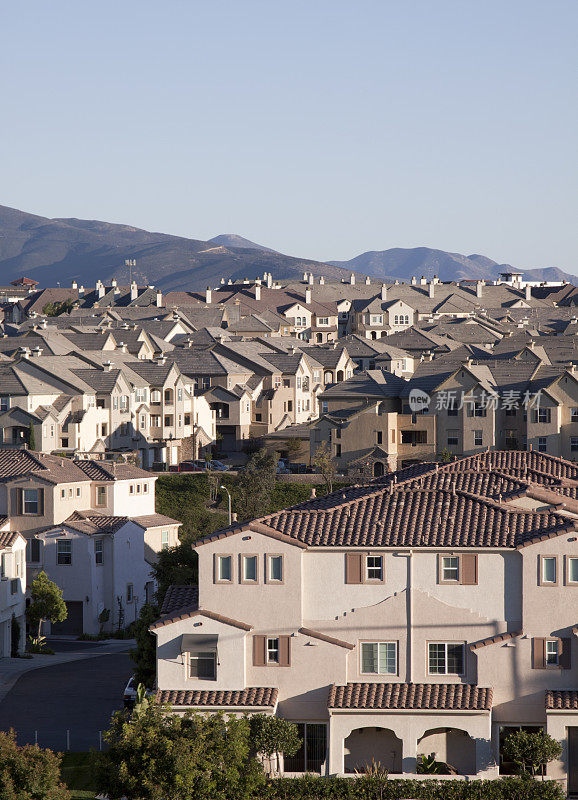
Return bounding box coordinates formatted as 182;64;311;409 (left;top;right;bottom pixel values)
408;549;414;683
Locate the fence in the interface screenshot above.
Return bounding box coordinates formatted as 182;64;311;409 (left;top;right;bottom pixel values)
10;727;106;752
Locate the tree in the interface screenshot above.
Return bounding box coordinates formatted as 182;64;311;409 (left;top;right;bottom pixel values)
312;442;337;493
129;603;159;688
28;422;36;451
92;702;264;800
249;714;301;776
152;544;197;605
438;447;453;463
284;438;301;459
502;730;562;776
42;298;76;317
26;571;67;639
235;448;277;520
0;729;69;800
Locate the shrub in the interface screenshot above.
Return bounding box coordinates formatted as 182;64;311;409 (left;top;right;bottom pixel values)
0;729;69;799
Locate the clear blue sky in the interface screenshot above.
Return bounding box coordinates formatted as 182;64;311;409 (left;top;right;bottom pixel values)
1;0;576;269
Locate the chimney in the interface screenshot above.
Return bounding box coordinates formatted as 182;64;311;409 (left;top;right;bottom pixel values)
19;346;30;359
302;272;308;281
266;273;273;288
71;280;78;289
205;287;212;304
104;360;113;371
319;276;325;285
429;282;435;299
118;341;127;353
255;284;261;301
420;275;427;285
78;285;84;296
305;287;312;305
31;346;43;358
111;278;117;288
525;284;532;301
220;277;225;284
310;487;316;498
350;273;356;285
381;284;387;301
476;281;483;299
433;275;439;284
130;281;138;301
156;289;163;307
156;354;167;365
97;280;105;299
231;512;238;523
411;276;417;285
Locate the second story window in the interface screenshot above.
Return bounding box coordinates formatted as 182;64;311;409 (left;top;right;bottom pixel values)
266;555;283;583
26;538;41;563
57;539;72;566
267;638;280;664
361;642;397;675
546;639;559;666
126;583;134;603
23;489;40;515
241;555;258;583
428;642;464;676
567;556;578;584
540;555;557;585
474;430;483;447
346;553;385;584
96;486;107;506
216;555;232;582
441;556;459;582
95;539;103;564
189;650;216;680
161;530;169;550
366;555;384;582
533;408;552;424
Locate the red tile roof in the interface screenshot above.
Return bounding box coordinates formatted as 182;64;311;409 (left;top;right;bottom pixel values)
328;683;493;712
150;607;252;632
545;690;578;710
298;627;355;650
157;688;278;708
470;630;523;651
0;531;21;548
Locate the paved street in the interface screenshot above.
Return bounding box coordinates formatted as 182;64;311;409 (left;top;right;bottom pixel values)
0;651;134;751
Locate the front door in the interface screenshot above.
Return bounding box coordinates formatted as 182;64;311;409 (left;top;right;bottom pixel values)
569;727;578;795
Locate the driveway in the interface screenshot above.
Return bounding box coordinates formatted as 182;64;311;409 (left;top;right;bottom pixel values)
0;652;134;751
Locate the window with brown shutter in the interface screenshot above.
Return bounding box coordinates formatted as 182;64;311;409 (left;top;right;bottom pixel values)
11;488;23;516
460;554;478;585
252;635;266;666
345;553;363;584
532;637;545;669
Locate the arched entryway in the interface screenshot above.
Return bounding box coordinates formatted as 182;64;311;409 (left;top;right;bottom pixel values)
373;461;385;478
370;331;377;340
324;371;333;384
417;727;476;774
316;333;323;343
344;727;402;773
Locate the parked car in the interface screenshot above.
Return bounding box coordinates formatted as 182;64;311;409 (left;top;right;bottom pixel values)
206;460;229;472
177;460;205;472
276;459;290;474
123;675;154;708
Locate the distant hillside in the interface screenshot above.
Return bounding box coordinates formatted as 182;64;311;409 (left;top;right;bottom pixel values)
0;206;351;291
329;247;577;284
208;233;277;253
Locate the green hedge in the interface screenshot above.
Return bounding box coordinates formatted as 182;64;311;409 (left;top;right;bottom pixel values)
258;775;564;800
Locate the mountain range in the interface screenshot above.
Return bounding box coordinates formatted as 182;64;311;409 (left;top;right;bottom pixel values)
0;204;574;291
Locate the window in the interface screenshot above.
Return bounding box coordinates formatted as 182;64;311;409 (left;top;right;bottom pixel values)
216;555;232;582
297;377;301;389
0;553;5;578
23;489;39;515
538;436;547;452
135;388;147;403
143;483;149;494
545;639;559;666
151;415;161;427
267;555;283;583
26;538;41;563
370;315;383;326
284;724;327;774
140;414;147;429
467;402;486;418
57;539;72;565
119;395;129;412
164;415;173;427
126;583;134;603
321;401;328;413
76;487;81;497
0;396;10;411
447;430;459;446
318;317;330;326
376;431;383;445
136;484;142;494
366;555;384;581
572;407;578;422
474;430;483;447
189;651;216;679
438;553;478;585
533;408;551;424
241;555;258;583
113;395;119;410
68;488;73;498
95;539;103;564
177;388;183;402
567;556;578;584
441;556;459;582
571;437;578;452
61;488;66;498
540;555;557;585
274;376;281;389
360;642;397;675
335;443;341;456
428;642;464;675
96;486;106;506
267;638;280;663
129;484;134;495
161;530;170;550
151;390;161;403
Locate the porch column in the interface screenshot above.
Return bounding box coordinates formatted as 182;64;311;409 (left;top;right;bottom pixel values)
401;730;417;774
327;716;344;775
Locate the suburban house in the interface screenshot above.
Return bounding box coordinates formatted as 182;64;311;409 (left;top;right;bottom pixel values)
0;449;180;635
151;450;578;790
0;523;26;658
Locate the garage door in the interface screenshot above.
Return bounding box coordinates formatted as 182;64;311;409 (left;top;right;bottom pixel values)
51;601;84;636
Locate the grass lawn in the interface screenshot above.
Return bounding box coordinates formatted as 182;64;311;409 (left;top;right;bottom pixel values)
60;752;97;799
